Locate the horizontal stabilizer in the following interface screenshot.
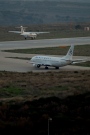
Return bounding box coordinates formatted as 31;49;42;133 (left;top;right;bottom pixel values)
31;32;50;34
9;31;21;33
72;59;87;64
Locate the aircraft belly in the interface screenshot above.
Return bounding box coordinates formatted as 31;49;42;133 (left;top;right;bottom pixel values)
51;61;59;67
44;61;51;66
58;61;67;67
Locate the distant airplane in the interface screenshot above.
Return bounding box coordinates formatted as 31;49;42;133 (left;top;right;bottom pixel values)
30;45;87;69
9;26;50;40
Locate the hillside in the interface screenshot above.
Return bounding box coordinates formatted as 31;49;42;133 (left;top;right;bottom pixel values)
0;1;90;25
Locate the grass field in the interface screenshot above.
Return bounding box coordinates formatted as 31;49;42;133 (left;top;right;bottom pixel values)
0;70;90;100
3;44;90;56
0;23;90;41
0;70;90;134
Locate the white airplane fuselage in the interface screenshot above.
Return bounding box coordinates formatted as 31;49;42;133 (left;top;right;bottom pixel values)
21;32;37;39
31;55;72;68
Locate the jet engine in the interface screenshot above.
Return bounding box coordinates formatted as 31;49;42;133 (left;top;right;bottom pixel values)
33;64;40;68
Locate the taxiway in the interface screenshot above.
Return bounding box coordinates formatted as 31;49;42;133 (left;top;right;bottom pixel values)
0;37;90;72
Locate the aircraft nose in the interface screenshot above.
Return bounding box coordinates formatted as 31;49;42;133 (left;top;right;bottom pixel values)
30;58;32;62
30;57;34;62
30;58;33;61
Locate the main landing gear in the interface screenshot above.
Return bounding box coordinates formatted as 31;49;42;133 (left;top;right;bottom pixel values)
55;67;59;69
45;66;48;69
44;66;59;69
37;64;41;68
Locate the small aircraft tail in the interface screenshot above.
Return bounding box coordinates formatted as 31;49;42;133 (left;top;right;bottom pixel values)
20;26;25;34
64;45;74;60
16;26;27;34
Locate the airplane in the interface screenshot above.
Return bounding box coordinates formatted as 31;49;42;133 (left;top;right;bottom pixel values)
9;26;50;40
30;45;87;69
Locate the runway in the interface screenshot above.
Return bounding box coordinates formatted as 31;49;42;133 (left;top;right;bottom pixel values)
0;37;90;50
0;37;90;72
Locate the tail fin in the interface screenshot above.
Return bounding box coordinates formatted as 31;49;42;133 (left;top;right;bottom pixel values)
16;26;25;34
20;26;24;34
64;45;74;60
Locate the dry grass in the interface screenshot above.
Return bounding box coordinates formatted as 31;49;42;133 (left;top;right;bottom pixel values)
4;44;90;56
0;70;90;101
0;23;90;41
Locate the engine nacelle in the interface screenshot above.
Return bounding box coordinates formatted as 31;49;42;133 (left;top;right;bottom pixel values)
33;64;41;68
33;64;36;67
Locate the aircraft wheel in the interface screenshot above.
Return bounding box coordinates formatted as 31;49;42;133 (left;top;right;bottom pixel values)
55;67;59;69
37;64;40;68
45;66;48;69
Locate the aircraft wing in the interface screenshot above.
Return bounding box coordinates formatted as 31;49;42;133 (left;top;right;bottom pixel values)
29;32;50;34
36;32;50;34
9;31;21;34
71;59;88;64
